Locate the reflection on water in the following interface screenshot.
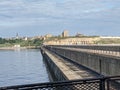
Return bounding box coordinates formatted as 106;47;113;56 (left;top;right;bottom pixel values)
0;49;49;87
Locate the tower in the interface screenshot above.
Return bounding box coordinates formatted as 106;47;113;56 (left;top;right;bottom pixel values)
16;33;19;39
62;30;69;37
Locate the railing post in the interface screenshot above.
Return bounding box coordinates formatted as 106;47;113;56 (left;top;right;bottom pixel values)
100;78;105;90
106;79;110;90
99;59;102;74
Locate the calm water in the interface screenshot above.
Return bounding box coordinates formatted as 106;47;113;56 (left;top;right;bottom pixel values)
0;49;49;87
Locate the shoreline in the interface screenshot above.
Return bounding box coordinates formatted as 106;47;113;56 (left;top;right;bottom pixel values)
0;46;40;50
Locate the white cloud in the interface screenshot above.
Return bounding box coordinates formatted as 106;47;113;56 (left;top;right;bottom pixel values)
0;0;119;27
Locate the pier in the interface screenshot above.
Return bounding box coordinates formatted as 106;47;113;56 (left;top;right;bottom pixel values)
0;45;120;90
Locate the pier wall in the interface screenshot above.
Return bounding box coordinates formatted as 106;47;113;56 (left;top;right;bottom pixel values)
41;48;67;81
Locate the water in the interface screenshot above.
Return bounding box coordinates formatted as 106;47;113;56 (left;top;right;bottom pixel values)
0;49;49;87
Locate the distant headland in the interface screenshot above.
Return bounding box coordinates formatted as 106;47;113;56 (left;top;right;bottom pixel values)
0;30;120;49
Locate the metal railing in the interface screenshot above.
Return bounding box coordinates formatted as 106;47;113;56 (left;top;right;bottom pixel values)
49;45;120;57
0;76;120;90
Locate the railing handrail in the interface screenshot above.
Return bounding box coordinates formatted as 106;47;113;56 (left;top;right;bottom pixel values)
0;75;120;89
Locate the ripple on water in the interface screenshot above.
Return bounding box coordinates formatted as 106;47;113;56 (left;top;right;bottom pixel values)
0;49;49;87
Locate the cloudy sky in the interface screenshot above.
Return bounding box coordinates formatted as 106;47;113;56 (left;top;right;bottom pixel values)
0;0;120;37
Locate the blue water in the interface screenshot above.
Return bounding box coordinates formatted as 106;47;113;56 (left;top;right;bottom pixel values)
0;49;49;87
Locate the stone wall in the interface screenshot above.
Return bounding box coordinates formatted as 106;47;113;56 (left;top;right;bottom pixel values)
44;37;99;45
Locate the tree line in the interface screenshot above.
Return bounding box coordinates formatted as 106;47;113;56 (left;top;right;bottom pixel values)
0;38;43;47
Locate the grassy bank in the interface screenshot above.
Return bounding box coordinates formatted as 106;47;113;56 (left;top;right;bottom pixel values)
0;38;43;48
96;38;120;44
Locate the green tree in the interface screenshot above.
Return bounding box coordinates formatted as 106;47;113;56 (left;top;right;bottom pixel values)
0;38;6;44
33;39;43;46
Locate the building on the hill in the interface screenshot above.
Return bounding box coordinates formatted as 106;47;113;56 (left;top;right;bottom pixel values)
62;30;69;37
76;32;84;37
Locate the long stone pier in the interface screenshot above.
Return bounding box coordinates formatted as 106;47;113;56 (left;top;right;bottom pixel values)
41;47;101;81
41;45;120;81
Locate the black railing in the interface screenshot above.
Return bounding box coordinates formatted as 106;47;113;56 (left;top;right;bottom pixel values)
0;76;120;90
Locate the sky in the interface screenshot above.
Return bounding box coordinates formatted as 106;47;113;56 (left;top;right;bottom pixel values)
0;0;120;37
